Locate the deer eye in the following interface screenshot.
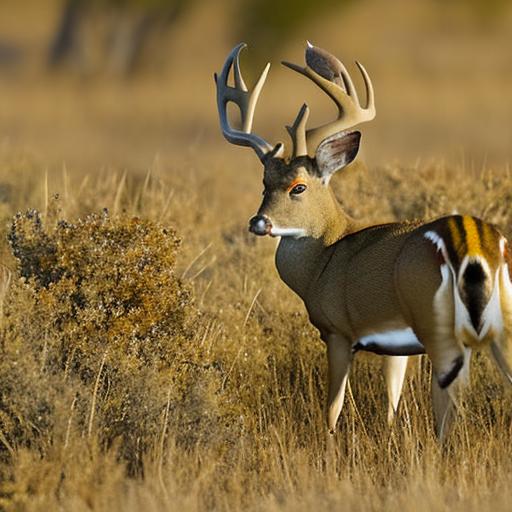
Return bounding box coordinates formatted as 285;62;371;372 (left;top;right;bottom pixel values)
290;183;307;195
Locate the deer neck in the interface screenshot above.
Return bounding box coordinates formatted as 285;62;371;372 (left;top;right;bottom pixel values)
320;188;351;246
275;188;352;299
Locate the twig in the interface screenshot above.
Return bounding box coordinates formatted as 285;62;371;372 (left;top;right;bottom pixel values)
243;288;261;327
87;350;107;438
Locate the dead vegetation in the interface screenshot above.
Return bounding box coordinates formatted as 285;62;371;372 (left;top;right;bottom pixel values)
0;158;509;511
1;0;512;510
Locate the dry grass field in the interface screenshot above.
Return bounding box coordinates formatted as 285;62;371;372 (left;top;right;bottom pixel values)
1;0;512;510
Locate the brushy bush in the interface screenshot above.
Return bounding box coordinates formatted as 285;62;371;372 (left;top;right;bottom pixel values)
0;200;206;476
8;204;191;368
0;201;332;509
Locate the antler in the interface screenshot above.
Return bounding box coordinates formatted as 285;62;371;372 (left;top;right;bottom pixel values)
286;103;310;158
214;43;282;161
282;42;375;156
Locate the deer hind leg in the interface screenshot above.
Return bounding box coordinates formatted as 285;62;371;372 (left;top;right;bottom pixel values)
384;355;409;424
489;261;512;385
490;341;512;384
431;347;471;441
420;330;464;440
407;262;469;438
396;238;465;389
411;261;465;390
326;335;353;434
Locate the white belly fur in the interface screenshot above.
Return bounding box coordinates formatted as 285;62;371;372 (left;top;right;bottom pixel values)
354;327;425;355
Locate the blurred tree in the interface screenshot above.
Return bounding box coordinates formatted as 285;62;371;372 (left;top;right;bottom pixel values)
48;0;357;77
237;0;356;63
46;0;512;78
48;0;191;76
48;0;83;69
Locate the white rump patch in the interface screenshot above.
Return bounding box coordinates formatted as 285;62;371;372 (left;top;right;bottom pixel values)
424;230;505;345
355;327;425;355
479;268;502;341
482;261;512;346
425;231;480;342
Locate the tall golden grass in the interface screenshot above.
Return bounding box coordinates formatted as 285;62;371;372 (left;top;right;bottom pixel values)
1;0;512;510
0;151;511;510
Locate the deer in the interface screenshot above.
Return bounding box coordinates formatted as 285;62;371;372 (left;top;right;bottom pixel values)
214;42;512;439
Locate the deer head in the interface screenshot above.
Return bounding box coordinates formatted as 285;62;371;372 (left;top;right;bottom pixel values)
215;42;375;243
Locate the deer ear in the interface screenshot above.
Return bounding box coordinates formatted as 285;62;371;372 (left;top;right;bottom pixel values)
315;131;361;184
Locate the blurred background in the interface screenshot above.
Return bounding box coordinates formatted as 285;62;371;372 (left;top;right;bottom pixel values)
0;0;511;172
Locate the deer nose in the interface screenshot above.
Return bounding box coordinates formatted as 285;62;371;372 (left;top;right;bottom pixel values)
249;215;272;236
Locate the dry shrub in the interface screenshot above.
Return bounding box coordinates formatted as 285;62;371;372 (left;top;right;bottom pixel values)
0;194;331;509
0;200;201;477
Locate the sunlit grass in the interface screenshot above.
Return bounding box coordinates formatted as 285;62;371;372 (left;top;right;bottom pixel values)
1;1;512;508
0;148;511;510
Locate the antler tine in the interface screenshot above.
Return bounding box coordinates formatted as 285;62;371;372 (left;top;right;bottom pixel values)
355;61;375;114
232;48;248;92
338;65;359;106
214;43;277;161
282;43;375;156
286;103;310;158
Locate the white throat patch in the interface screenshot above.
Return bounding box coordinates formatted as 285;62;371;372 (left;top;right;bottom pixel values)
270;227;307;238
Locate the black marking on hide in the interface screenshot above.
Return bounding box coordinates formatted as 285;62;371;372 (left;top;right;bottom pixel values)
462;261;488;332
437;355;464;389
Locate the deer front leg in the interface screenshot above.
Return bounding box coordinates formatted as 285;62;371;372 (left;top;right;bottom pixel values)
384;355;409;425
326;335;353;434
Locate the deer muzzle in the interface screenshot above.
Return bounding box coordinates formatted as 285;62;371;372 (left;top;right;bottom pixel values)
249;215;272;236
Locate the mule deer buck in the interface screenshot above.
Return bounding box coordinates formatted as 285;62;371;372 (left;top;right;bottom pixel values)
214;42;512;438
